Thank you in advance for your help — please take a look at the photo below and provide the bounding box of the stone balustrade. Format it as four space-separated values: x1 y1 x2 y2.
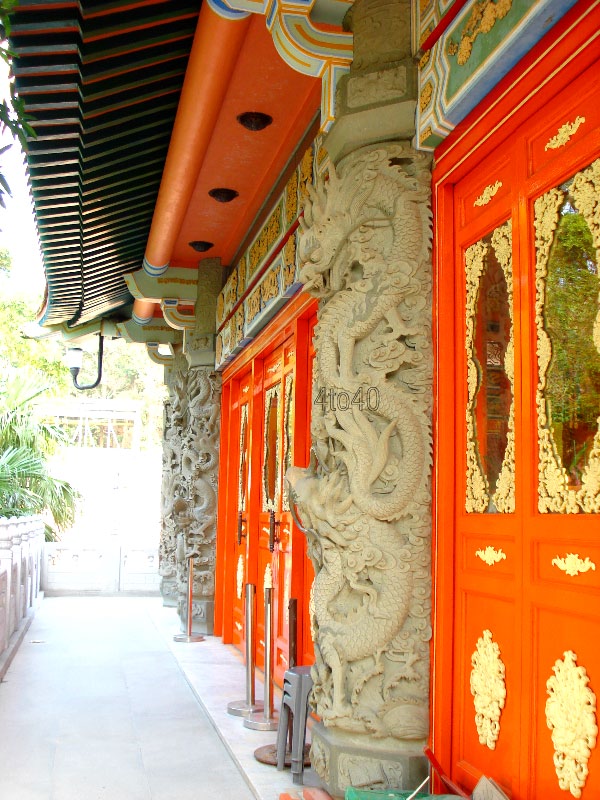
0 515 45 665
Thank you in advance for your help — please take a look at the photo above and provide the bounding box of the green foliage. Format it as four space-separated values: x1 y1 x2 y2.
545 203 600 483
0 292 70 391
0 371 79 539
0 0 36 209
68 337 166 448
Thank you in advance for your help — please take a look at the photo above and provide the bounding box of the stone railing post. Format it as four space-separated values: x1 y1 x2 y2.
0 520 14 653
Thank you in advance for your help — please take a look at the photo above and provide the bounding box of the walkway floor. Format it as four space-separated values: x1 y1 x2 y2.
0 596 322 800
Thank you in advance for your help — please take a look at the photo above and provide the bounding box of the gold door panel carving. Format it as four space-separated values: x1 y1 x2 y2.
546 650 598 798
465 221 515 513
536 159 600 513
263 383 281 512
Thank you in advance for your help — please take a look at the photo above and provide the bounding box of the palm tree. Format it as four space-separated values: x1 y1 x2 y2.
0 372 78 539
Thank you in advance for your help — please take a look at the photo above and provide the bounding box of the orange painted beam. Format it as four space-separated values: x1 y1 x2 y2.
143 4 251 275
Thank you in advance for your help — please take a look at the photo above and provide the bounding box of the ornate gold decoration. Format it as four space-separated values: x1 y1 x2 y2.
536 160 600 513
266 361 282 375
235 621 243 632
420 125 434 146
546 651 598 798
236 555 244 600
241 384 249 395
473 180 503 207
286 165 299 226
238 404 248 511
246 285 261 326
260 265 280 306
284 572 290 623
299 145 314 202
283 236 297 291
545 116 586 152
470 629 506 749
448 0 512 66
249 203 283 276
465 239 490 513
264 563 273 590
262 382 281 512
282 374 294 511
552 553 596 577
475 546 507 565
419 81 433 112
465 222 515 513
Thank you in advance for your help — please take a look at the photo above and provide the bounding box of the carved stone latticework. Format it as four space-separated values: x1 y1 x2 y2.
465 222 515 513
546 651 598 798
536 159 600 513
287 140 433 793
470 629 506 750
160 358 221 633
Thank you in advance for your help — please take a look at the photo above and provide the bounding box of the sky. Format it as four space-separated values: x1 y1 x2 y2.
0 133 46 300
0 54 46 302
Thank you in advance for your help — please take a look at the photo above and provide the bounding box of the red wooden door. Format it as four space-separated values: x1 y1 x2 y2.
230 369 253 652
216 294 317 683
433 12 600 799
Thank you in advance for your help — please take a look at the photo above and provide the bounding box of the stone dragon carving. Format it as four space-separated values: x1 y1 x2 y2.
159 358 221 627
287 143 433 743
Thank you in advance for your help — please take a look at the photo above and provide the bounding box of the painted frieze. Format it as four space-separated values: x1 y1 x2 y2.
416 0 580 151
216 139 324 369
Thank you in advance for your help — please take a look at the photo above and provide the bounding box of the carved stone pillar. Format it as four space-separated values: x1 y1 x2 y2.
174 365 221 635
159 360 188 607
159 259 223 631
286 2 433 795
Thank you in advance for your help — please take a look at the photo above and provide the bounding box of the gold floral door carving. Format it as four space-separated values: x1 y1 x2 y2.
536 159 600 514
465 221 515 513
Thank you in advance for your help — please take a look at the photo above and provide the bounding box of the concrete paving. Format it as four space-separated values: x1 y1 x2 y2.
0 596 320 800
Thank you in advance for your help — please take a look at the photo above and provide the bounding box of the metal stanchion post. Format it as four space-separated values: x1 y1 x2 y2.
228 583 264 716
174 555 205 643
245 571 278 731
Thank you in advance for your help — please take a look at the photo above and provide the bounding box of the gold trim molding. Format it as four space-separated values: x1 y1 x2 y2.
447 0 512 66
545 116 586 152
465 222 515 513
470 629 506 750
473 180 503 207
264 563 273 590
546 651 598 798
552 553 596 577
476 546 507 566
236 555 245 600
535 159 600 513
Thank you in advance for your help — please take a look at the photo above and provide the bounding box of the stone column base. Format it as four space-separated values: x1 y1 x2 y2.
178 598 214 635
160 577 178 607
310 722 428 799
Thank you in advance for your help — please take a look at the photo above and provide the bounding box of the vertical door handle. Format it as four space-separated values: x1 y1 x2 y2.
268 509 280 553
237 511 246 546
